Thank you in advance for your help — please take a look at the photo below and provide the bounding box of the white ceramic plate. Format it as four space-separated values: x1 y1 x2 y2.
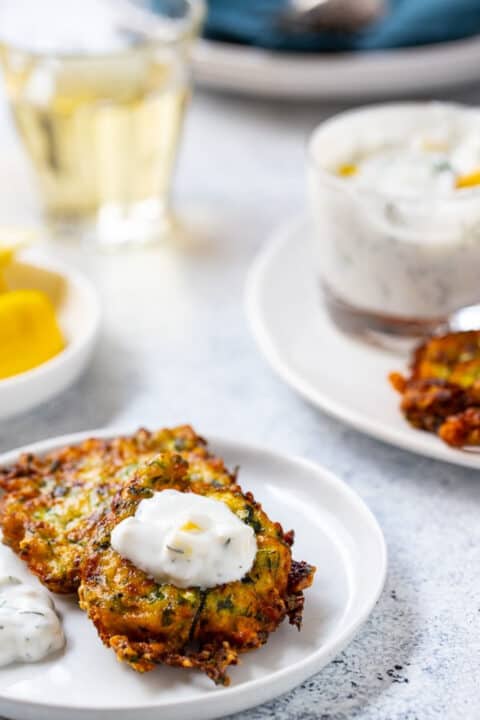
246 219 480 469
0 251 100 419
0 430 386 720
193 35 480 100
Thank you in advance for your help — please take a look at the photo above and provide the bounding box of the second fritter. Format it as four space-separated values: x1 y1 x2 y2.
390 330 480 446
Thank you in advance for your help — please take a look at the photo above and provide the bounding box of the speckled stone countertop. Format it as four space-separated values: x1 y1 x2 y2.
1 84 480 720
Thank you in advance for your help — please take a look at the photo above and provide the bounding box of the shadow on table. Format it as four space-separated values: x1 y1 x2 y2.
0 333 140 452
226 561 418 720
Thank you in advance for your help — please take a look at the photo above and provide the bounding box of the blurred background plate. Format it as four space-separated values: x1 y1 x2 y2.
192 35 480 99
0 251 100 420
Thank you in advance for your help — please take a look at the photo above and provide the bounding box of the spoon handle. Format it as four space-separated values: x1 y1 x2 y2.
279 0 385 33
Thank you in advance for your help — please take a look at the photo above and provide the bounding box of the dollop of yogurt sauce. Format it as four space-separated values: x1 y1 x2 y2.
111 490 258 589
0 575 65 667
310 104 480 319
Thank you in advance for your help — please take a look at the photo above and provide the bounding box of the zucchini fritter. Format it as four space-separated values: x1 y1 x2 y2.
390 331 480 447
0 427 235 594
79 453 315 685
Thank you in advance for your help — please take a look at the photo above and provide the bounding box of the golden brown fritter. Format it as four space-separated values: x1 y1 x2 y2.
390 331 480 447
0 427 235 594
79 453 315 685
410 331 480 383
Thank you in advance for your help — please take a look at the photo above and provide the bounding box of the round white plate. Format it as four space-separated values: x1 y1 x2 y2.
247 219 480 469
0 251 100 420
0 430 386 720
193 35 480 100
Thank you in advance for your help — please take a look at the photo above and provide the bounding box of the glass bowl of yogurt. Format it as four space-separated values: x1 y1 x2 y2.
308 102 480 337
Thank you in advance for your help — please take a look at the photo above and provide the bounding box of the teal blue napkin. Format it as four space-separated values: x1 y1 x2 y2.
204 0 480 52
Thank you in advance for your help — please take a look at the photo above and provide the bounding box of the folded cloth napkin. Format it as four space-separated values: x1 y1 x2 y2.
204 0 480 52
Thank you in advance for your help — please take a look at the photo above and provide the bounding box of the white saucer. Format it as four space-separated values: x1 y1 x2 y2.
0 251 100 420
0 430 386 720
246 219 480 469
193 35 480 100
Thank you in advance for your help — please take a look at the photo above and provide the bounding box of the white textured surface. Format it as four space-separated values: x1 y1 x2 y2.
0 83 480 719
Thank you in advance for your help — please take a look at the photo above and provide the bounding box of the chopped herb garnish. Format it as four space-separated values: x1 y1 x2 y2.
216 596 234 611
166 545 185 555
241 505 262 534
162 608 174 626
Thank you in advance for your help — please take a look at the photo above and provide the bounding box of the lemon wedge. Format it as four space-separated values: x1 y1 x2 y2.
0 247 15 293
456 169 480 189
0 228 38 292
0 290 65 380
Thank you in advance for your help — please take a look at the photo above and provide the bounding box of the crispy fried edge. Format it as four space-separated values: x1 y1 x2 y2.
439 407 480 447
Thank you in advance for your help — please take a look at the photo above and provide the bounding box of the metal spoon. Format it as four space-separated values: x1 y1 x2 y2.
278 0 385 33
444 304 480 333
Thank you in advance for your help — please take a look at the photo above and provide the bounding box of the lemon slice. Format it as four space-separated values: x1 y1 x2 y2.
0 227 39 292
0 246 14 266
0 248 14 292
456 169 480 189
0 290 65 380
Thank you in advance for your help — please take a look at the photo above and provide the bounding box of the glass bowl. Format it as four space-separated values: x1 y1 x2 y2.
308 102 480 336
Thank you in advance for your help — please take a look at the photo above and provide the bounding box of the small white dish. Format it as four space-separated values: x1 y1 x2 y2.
0 430 386 720
0 251 100 420
246 218 480 470
192 35 480 100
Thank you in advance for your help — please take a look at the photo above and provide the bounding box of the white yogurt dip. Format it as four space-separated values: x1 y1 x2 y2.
0 575 65 667
111 489 258 589
309 103 480 322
